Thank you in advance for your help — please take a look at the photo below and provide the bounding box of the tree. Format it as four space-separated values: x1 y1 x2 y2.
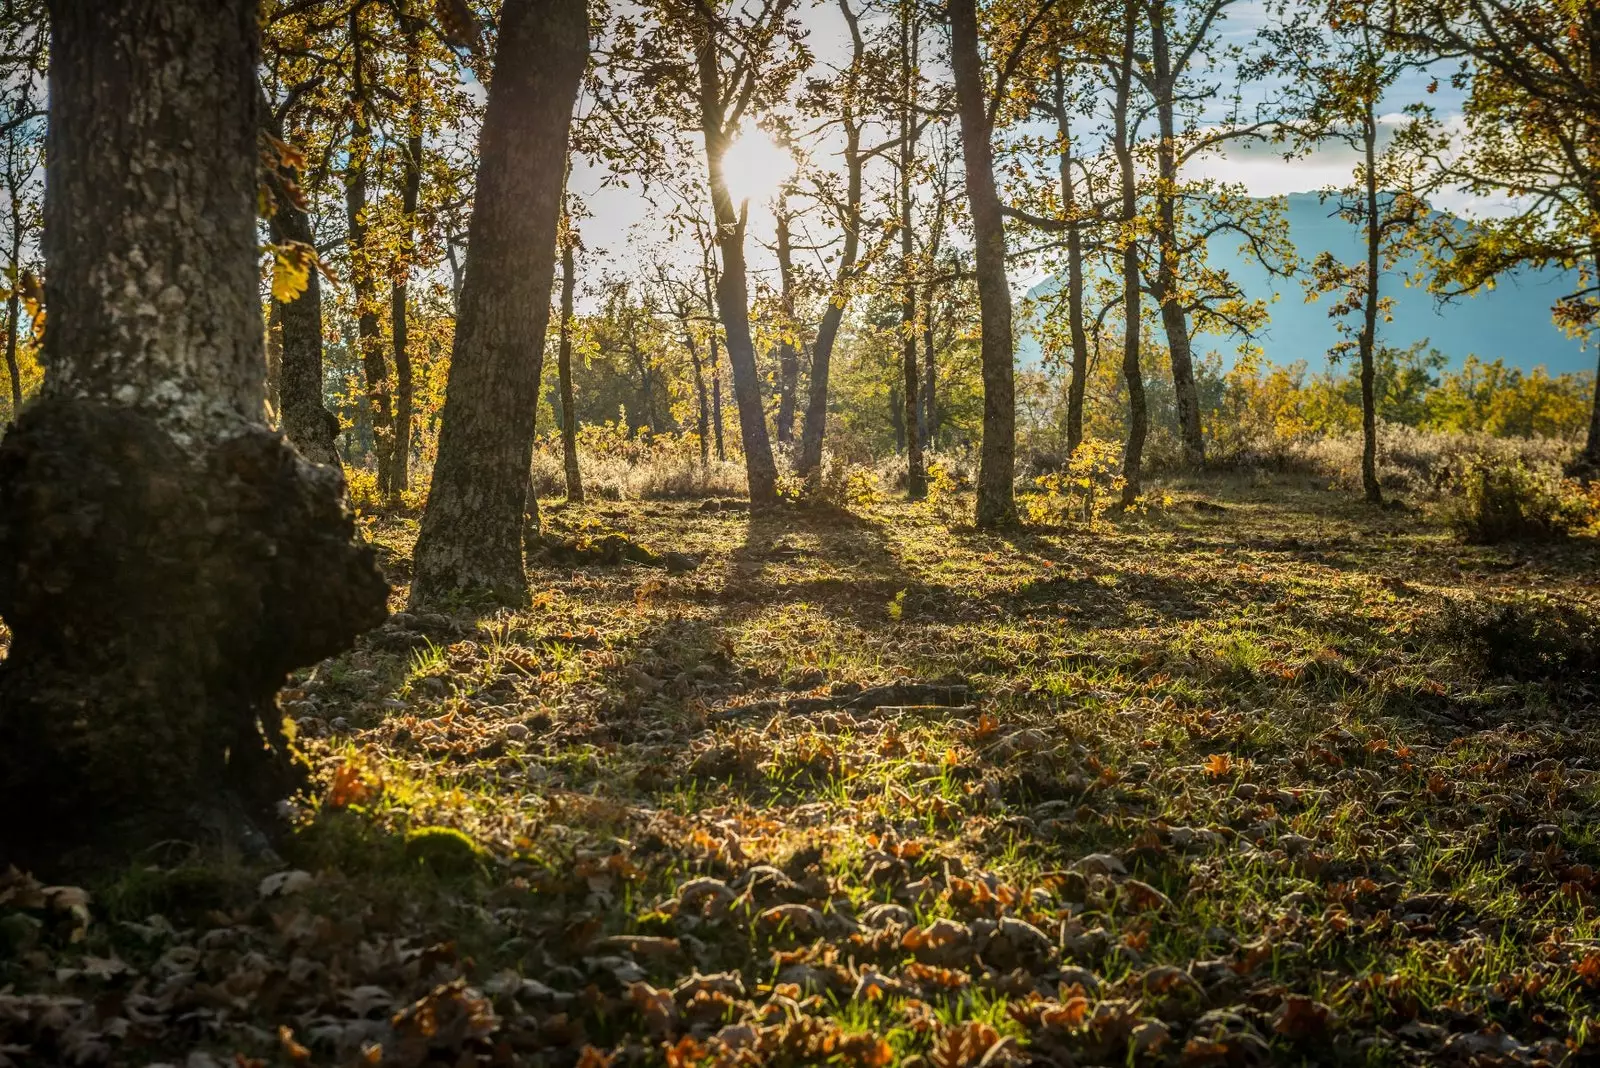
0 4 43 423
1392 0 1600 472
950 0 1019 527
0 0 386 868
897 0 926 498
1268 0 1437 504
557 215 585 501
409 0 589 606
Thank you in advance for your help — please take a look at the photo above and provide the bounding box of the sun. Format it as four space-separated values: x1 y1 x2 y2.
718 128 795 207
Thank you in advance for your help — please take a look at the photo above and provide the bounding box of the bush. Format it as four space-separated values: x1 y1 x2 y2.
1443 460 1600 543
1023 437 1126 527
1435 595 1600 683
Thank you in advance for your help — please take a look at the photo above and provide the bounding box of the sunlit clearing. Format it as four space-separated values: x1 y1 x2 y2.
719 128 793 207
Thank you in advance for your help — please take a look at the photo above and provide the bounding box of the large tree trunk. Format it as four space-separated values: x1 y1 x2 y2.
1114 0 1147 509
558 238 584 500
1358 109 1383 505
1052 67 1090 455
1149 0 1204 466
346 9 394 496
775 197 799 446
409 0 587 607
262 89 341 466
0 0 386 871
899 0 924 500
697 20 777 504
950 0 1016 527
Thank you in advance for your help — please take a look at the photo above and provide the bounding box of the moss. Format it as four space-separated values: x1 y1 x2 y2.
403 825 488 876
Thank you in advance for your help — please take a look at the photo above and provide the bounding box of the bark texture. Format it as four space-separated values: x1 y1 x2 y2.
0 0 386 871
390 46 423 497
899 0 924 500
1052 68 1090 454
1359 109 1383 505
409 0 588 607
774 198 799 446
950 0 1016 527
1114 1 1148 508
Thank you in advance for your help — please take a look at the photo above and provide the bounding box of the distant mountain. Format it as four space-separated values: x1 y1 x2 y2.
1020 191 1592 376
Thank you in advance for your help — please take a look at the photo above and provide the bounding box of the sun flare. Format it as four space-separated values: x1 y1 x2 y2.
718 128 794 207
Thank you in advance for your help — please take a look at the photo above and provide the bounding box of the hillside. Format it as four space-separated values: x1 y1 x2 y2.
1023 192 1592 375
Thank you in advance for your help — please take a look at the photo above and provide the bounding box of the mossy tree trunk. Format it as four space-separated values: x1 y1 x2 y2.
408 0 588 608
0 0 387 872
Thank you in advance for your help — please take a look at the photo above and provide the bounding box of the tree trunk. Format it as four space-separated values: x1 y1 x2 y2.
899 0 924 500
346 7 394 496
0 0 386 871
1053 67 1090 455
1359 108 1383 505
922 286 937 447
1582 247 1600 474
775 196 799 445
797 0 867 481
889 381 906 454
390 40 423 498
679 302 712 470
1149 0 1204 466
558 238 584 500
949 0 1016 527
409 0 588 607
704 259 727 461
696 16 777 505
1114 0 1147 509
262 88 341 465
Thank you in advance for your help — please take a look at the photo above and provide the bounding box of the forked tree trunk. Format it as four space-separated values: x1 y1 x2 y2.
558 238 584 501
696 9 778 504
949 0 1016 527
409 0 588 607
0 0 386 871
262 88 342 466
1149 0 1204 466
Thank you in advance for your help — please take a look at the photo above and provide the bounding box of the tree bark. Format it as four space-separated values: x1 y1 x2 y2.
261 87 342 465
558 237 584 500
950 0 1016 527
0 0 386 871
775 196 799 445
346 5 394 496
704 258 727 461
3 285 20 417
677 299 712 470
1052 69 1090 455
1114 0 1148 509
796 1 865 481
696 13 778 505
899 0 924 499
409 0 587 607
1149 0 1204 466
1582 247 1600 473
1359 106 1383 505
922 287 937 447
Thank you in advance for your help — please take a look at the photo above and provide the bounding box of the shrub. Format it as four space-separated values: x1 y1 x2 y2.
1024 437 1125 527
1435 595 1600 684
1442 460 1600 543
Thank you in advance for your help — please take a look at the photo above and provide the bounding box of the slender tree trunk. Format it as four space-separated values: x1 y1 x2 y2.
899 0 924 499
889 381 906 453
696 13 777 504
346 7 393 495
390 37 423 498
409 0 588 606
266 300 283 421
1114 0 1147 509
704 262 727 461
262 88 341 465
949 0 1016 527
775 196 799 445
1358 107 1383 505
558 238 584 500
797 0 866 480
1052 67 1090 455
679 303 712 470
3 287 21 417
1149 0 1204 466
922 284 937 447
0 0 385 870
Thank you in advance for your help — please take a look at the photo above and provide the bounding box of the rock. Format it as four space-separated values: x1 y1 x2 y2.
860 902 914 929
1076 853 1127 877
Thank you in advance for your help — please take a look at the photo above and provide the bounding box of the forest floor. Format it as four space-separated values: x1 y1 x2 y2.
5 472 1600 1067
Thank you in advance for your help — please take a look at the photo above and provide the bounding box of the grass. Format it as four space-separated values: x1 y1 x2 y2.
3 470 1600 1066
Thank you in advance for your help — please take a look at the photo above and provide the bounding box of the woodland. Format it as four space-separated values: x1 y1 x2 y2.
0 0 1599 1065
